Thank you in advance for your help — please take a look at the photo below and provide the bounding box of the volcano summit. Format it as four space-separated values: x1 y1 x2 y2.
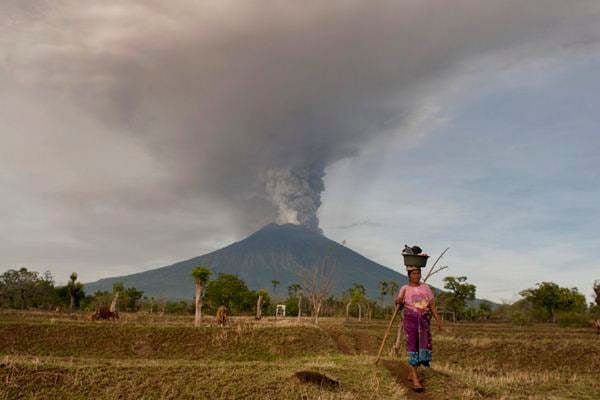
85 223 408 299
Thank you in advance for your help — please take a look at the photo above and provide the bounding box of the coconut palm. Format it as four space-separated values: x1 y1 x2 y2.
271 279 280 294
288 283 303 320
191 266 211 327
66 272 81 311
379 281 389 307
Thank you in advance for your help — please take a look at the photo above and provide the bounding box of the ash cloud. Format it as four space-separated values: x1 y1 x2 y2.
1 1 600 275
265 164 324 233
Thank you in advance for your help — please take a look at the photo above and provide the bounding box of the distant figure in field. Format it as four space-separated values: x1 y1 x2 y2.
89 307 119 321
395 250 442 393
216 306 228 326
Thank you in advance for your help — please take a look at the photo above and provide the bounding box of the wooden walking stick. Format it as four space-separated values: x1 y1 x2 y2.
375 303 401 365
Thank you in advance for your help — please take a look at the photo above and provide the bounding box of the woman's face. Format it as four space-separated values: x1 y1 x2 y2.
409 269 421 284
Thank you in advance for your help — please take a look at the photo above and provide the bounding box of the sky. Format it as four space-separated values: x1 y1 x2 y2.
1 1 599 303
320 54 600 303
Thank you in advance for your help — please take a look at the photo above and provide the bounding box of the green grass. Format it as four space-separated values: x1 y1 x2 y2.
1 311 600 399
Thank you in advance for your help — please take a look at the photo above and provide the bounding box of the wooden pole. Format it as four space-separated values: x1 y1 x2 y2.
375 304 401 365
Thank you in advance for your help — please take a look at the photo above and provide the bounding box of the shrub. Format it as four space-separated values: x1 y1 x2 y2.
510 311 529 326
165 300 194 314
556 311 592 327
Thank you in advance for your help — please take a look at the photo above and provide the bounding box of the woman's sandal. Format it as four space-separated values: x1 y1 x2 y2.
413 383 424 393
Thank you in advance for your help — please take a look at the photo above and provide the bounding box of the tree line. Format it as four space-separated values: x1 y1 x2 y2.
1 267 598 326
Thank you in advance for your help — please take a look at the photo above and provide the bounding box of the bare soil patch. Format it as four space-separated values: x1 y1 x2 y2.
381 360 432 400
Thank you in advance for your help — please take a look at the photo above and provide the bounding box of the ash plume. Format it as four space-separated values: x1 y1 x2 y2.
1 0 600 240
265 164 324 233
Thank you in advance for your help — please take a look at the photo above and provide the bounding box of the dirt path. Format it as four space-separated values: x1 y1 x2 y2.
323 327 433 399
324 327 353 354
353 330 371 354
381 360 433 400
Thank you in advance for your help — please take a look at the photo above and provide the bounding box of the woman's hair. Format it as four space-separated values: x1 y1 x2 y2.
408 268 421 276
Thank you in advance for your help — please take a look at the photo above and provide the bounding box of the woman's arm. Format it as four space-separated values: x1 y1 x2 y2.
429 301 443 331
394 285 406 308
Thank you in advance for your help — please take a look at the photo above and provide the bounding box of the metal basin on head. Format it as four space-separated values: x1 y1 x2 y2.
402 254 429 268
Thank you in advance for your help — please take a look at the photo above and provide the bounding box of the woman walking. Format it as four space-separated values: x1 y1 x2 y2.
395 265 443 392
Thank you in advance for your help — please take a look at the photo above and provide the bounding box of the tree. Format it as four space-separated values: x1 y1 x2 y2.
351 283 366 321
191 266 211 327
299 255 335 325
271 279 280 295
205 273 254 314
89 290 112 310
365 299 377 320
110 282 124 313
288 283 303 320
388 281 399 309
520 282 587 323
0 268 55 309
66 272 84 311
344 283 366 321
443 276 476 319
378 281 389 307
344 290 352 321
255 289 268 320
123 287 144 311
478 303 492 320
594 280 600 307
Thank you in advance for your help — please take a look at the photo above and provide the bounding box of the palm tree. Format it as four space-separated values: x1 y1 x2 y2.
288 283 303 320
271 279 280 294
379 281 389 307
66 272 80 312
191 266 211 327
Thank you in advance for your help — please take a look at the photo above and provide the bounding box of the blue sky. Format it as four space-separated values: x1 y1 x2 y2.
321 54 600 302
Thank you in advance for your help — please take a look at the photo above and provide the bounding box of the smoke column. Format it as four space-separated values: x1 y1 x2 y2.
265 164 324 233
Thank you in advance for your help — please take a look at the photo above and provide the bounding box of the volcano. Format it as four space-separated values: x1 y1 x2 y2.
84 223 409 299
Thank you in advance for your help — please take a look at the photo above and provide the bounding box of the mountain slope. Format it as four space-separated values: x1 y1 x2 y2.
84 223 409 299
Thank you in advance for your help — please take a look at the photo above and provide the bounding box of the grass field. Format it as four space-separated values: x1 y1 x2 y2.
1 311 599 399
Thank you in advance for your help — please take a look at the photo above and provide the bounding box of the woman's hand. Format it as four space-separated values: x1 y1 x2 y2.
437 320 443 332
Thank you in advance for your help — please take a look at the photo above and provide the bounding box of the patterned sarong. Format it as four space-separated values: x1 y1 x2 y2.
403 307 432 367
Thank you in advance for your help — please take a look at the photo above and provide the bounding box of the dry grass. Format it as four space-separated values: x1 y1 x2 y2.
0 311 403 400
1 311 600 399
1 355 402 400
424 323 600 399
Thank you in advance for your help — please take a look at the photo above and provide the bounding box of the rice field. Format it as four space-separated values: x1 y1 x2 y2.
1 310 599 399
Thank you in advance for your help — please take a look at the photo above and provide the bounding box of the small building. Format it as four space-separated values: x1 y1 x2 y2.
275 304 286 317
